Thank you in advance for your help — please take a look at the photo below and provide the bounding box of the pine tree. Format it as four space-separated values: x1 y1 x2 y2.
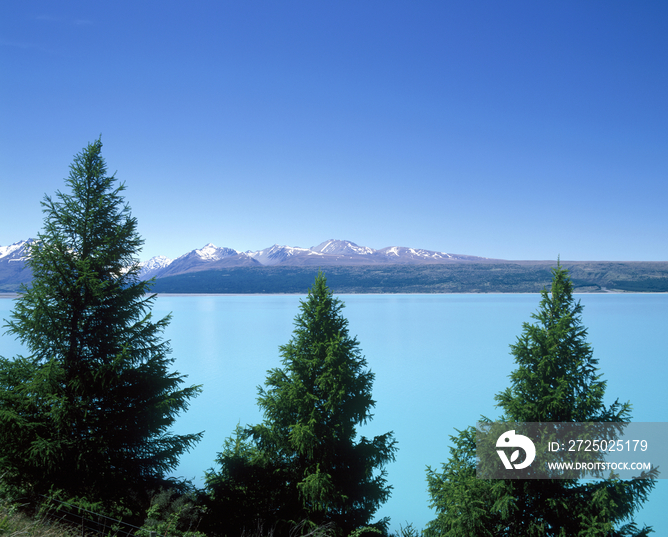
0 139 202 508
205 273 397 536
425 264 656 537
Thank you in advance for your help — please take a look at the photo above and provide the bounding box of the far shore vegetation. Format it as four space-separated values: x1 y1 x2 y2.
145 261 668 295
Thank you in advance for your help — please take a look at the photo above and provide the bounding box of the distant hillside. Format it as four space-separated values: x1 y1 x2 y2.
148 262 668 294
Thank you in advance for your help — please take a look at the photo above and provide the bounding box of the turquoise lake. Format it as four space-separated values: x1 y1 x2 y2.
1 293 666 533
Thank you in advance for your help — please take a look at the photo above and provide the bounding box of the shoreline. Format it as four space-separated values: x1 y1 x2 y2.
4 290 668 299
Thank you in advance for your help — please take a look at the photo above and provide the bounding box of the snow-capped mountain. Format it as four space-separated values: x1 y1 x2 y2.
247 244 324 266
182 243 238 262
140 243 260 279
375 246 476 263
136 239 495 279
310 239 375 256
0 239 34 262
308 240 481 264
0 239 35 290
139 255 173 280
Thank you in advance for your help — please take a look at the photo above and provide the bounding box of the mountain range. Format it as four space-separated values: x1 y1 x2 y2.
3 239 668 294
0 239 496 290
136 239 498 280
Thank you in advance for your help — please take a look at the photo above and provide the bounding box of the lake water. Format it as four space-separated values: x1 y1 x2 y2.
1 293 666 533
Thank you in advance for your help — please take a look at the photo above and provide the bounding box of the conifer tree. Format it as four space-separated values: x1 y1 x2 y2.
206 273 397 536
0 139 201 508
425 264 656 537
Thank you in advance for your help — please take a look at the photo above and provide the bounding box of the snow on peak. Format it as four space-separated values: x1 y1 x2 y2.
248 244 315 265
141 255 173 270
138 255 174 279
376 245 457 260
0 239 35 261
196 243 223 259
310 239 375 256
173 243 239 262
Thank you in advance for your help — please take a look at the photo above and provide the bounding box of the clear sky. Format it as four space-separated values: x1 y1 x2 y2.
2 1 667 261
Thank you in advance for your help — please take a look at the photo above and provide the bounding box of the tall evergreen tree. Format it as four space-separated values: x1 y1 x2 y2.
206 273 397 536
0 139 202 508
425 264 656 537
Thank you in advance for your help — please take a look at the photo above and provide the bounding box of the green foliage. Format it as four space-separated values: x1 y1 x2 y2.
495 263 624 423
0 139 202 510
38 492 134 523
34 492 135 536
425 264 656 537
203 424 287 536
206 273 397 536
137 488 206 537
390 523 421 537
349 526 383 537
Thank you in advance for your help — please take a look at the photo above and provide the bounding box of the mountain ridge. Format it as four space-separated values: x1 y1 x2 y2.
0 238 497 290
4 239 667 293
137 239 499 279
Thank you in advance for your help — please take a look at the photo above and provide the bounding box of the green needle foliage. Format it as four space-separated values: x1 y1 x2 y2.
206 273 397 536
0 139 202 510
425 264 656 537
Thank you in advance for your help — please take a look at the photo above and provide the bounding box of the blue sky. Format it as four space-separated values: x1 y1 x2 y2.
1 1 667 261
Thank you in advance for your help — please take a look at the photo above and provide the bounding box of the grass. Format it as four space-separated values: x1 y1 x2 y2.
0 503 76 537
0 504 342 537
1 497 418 537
